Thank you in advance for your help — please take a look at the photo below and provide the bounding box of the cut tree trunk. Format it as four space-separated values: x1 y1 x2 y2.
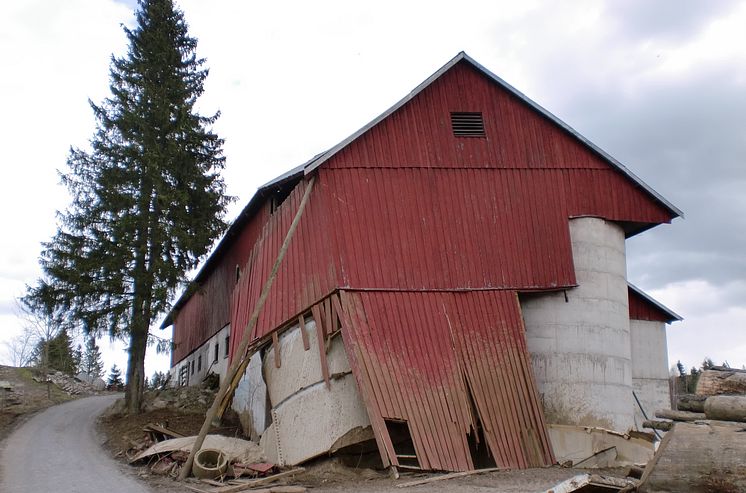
654 409 705 422
704 395 746 422
676 394 707 412
638 421 746 493
696 369 746 396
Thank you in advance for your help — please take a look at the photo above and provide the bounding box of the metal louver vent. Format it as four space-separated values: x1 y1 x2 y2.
450 112 485 137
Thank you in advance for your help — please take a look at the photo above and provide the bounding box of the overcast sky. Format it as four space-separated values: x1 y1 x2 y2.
1 0 744 376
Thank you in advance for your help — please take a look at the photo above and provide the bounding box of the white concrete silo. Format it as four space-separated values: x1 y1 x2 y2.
520 217 634 431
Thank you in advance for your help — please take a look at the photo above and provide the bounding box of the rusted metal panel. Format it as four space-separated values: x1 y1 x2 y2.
337 289 554 471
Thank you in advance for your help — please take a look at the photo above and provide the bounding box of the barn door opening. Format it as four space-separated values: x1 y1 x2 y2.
384 419 420 470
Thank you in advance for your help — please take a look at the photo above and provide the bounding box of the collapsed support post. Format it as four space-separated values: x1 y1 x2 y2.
178 176 316 480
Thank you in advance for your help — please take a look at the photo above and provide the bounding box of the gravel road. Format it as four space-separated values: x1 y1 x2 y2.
0 394 152 493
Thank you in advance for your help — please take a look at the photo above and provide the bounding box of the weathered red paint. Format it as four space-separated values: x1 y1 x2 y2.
337 289 554 470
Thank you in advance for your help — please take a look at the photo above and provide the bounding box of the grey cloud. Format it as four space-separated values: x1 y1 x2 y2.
602 0 742 43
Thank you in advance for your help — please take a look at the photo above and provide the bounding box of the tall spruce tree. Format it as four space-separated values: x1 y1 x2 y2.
81 336 105 379
25 0 231 413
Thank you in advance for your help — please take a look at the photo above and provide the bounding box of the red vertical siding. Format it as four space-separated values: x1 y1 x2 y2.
338 289 554 471
629 287 675 323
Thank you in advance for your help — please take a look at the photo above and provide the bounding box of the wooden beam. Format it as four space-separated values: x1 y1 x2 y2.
298 314 310 351
272 332 281 369
311 302 331 389
178 177 316 481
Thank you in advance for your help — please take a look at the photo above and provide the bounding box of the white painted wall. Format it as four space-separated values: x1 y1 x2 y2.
630 319 671 427
521 217 635 431
169 324 230 387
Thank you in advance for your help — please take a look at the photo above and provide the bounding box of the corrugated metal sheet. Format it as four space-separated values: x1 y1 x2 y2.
337 289 554 471
228 177 338 360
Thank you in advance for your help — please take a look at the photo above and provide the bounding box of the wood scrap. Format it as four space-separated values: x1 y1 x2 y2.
395 467 500 488
214 468 305 493
654 409 705 422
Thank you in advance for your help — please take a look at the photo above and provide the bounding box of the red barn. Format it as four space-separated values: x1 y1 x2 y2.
162 53 681 471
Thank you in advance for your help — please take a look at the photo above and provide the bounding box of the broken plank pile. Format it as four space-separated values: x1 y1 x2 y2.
182 468 306 493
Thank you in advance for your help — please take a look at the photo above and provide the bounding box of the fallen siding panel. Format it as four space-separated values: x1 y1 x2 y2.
338 289 554 471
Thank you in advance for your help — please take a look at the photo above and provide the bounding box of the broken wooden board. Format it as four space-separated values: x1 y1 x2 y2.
543 473 635 493
638 421 746 492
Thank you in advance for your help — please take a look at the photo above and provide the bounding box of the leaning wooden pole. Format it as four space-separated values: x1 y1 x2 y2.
179 176 316 480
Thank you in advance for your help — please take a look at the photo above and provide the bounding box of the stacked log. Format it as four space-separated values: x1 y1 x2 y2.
639 367 746 492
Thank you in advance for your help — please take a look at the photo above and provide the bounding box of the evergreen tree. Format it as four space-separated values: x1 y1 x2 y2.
107 364 124 390
34 329 79 375
25 0 231 413
81 336 105 378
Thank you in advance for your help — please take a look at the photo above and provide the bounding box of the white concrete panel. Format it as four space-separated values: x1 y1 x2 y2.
259 373 371 466
232 351 268 439
258 318 371 465
169 324 231 387
263 319 350 405
522 217 634 431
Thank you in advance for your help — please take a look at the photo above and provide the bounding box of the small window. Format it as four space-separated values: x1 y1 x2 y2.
235 264 241 284
191 360 195 375
224 335 230 358
214 343 219 363
197 355 202 372
450 112 485 137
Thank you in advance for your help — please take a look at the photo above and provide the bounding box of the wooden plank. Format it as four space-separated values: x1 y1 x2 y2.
212 468 305 493
272 332 281 369
395 467 500 488
655 409 706 422
311 303 331 389
298 315 310 351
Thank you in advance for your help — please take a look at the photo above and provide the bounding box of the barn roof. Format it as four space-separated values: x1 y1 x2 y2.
161 52 682 329
628 283 682 323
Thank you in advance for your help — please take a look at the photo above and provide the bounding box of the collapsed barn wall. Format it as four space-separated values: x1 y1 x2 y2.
232 317 372 465
521 217 635 431
630 319 671 425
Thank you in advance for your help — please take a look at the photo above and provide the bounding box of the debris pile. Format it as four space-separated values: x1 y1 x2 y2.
33 371 99 395
143 385 217 413
125 424 307 492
